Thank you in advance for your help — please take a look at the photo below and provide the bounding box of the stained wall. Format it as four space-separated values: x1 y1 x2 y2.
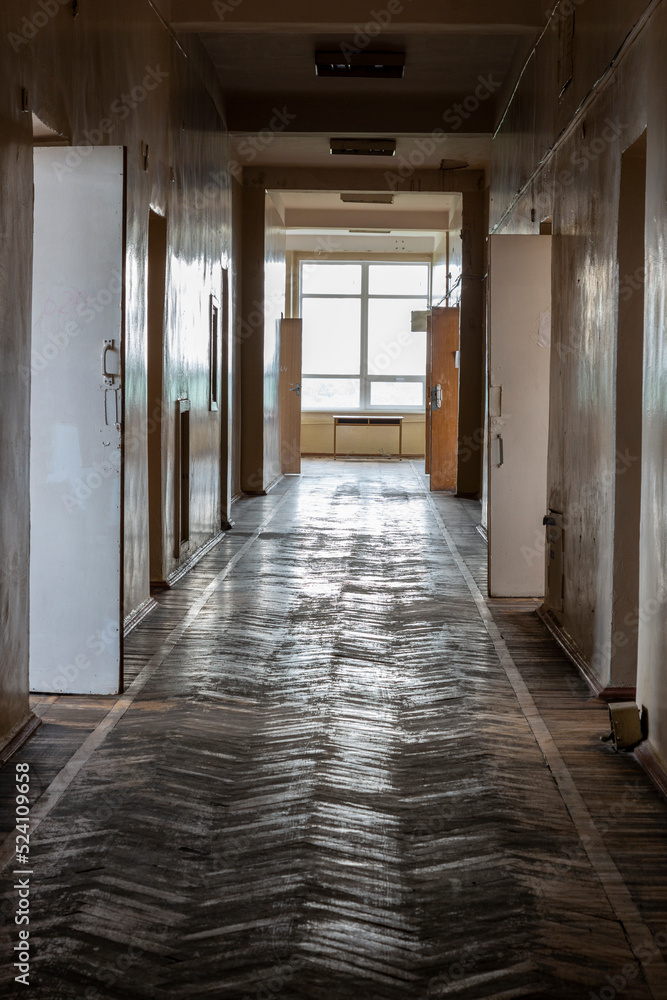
490 0 667 763
0 0 236 743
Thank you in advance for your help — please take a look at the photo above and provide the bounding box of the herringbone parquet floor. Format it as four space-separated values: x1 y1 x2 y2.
2 460 667 999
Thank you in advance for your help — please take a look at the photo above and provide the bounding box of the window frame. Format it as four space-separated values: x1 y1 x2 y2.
299 259 430 413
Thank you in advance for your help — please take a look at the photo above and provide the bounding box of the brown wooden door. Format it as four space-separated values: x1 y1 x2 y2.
429 306 460 492
425 314 432 474
280 318 302 474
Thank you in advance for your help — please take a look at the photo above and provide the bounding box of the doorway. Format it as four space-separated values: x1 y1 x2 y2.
610 130 647 691
30 146 125 694
427 306 460 492
486 235 552 597
147 210 167 583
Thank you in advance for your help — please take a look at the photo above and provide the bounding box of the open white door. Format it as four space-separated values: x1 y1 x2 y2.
30 146 124 694
487 235 551 597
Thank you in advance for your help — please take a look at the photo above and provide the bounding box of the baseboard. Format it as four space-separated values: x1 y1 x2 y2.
537 606 636 702
635 742 667 802
243 473 285 496
0 713 42 767
161 529 225 589
123 596 158 637
302 452 425 460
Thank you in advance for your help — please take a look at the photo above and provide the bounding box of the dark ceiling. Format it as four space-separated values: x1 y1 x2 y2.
200 31 525 133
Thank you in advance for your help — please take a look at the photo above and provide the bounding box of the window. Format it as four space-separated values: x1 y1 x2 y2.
300 261 429 410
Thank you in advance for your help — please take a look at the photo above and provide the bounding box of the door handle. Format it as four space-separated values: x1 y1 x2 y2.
497 434 504 467
102 339 118 385
289 383 301 397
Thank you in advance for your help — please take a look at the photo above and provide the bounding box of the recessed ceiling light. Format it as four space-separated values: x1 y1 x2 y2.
315 51 405 79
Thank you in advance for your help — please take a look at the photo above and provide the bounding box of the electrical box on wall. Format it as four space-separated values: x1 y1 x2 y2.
544 510 564 612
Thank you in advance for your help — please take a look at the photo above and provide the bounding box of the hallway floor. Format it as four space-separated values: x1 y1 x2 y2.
2 459 667 999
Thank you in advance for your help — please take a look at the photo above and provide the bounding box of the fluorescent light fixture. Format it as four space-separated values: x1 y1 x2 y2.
349 228 392 234
315 51 405 79
340 193 395 204
330 138 396 157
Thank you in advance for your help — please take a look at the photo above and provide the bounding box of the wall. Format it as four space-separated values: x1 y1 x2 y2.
263 195 287 488
239 188 286 492
0 0 235 744
490 0 667 763
231 176 244 498
457 190 486 497
0 1 32 747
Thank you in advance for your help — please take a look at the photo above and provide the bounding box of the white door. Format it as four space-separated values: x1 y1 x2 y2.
487 235 552 597
30 146 124 694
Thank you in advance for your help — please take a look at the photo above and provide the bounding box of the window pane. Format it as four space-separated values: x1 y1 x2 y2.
370 381 424 408
301 263 362 295
369 264 429 296
302 378 360 410
302 298 361 374
367 298 427 376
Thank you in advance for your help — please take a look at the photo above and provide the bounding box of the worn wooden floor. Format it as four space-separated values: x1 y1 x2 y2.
2 459 667 999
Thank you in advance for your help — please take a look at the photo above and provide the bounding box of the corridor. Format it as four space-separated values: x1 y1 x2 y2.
2 460 667 999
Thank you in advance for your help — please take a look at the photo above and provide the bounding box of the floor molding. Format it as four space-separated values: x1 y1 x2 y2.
123 596 158 637
635 742 667 802
302 452 424 460
161 530 226 589
243 473 285 497
0 713 42 767
537 606 636 702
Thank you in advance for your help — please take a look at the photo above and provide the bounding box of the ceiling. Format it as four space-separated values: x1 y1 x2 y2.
159 0 542 242
199 30 526 133
277 189 461 229
160 0 543 161
229 133 491 171
272 190 461 254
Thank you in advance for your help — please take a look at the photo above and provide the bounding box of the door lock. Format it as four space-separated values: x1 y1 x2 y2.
430 384 443 410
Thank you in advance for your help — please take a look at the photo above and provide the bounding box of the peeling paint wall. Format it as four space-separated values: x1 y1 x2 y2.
490 0 667 764
0 0 235 743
